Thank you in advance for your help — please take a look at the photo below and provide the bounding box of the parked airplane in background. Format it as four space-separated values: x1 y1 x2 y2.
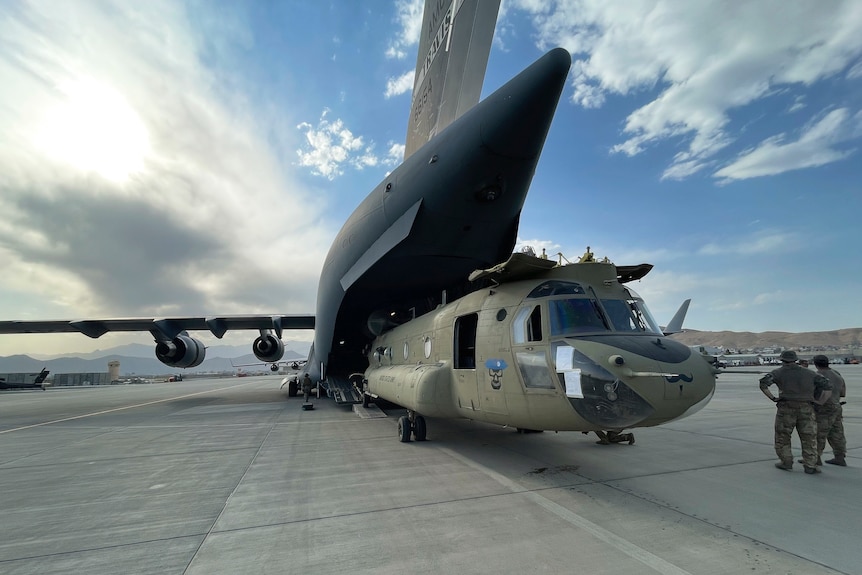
0 368 50 390
0 0 716 442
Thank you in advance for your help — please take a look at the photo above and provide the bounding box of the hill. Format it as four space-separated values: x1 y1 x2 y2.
670 328 862 351
0 350 305 376
27 341 312 361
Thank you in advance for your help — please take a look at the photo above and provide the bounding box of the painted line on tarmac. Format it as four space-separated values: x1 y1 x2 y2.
440 446 694 575
0 381 259 435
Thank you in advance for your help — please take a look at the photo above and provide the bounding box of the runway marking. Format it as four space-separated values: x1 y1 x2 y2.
0 381 259 435
440 447 694 575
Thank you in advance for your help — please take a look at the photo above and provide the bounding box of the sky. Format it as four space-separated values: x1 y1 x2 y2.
1 0 861 357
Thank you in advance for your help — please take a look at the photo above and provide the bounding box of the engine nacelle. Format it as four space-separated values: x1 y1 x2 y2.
253 332 284 363
155 334 206 368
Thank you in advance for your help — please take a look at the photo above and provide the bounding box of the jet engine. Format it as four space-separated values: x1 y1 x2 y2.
155 334 206 368
253 331 284 363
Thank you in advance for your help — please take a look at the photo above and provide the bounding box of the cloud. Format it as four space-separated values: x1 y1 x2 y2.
297 110 399 179
384 70 415 98
387 142 406 164
633 269 714 302
513 0 862 180
787 95 806 113
514 237 563 259
386 0 424 59
713 108 858 182
0 0 329 328
698 230 799 256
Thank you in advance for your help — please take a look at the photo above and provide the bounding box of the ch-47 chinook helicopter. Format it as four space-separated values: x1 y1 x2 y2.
0 0 717 444
360 247 716 443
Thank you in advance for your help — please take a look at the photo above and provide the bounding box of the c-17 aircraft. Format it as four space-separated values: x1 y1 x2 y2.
0 0 716 443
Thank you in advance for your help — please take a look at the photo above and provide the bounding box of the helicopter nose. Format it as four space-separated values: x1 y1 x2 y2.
480 47 571 159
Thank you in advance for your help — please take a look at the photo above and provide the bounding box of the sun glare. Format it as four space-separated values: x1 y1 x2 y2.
38 78 150 182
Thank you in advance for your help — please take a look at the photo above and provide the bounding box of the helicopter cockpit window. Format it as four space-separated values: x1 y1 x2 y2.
526 280 585 299
602 299 639 332
548 298 609 335
515 350 556 389
601 298 662 334
512 305 543 344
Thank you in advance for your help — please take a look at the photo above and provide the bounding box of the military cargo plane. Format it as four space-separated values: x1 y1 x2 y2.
0 0 716 442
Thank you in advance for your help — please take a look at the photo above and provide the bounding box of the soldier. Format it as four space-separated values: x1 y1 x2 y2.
811 355 847 466
759 350 831 474
301 373 313 403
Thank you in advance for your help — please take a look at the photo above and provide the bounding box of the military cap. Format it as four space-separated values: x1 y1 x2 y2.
812 354 829 367
779 350 798 362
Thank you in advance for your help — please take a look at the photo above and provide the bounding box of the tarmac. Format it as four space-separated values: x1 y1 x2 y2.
1 366 859 575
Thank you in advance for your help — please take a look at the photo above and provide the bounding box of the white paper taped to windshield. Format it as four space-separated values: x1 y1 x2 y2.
556 345 574 371
564 369 583 398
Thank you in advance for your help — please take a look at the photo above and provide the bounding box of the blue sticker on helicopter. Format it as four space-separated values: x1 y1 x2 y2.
486 359 508 390
485 359 508 370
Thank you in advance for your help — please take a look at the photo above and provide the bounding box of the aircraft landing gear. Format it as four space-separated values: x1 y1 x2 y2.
397 411 427 442
591 430 635 445
413 414 427 442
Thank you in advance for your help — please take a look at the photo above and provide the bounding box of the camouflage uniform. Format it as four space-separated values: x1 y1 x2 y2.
760 362 831 471
815 367 846 461
301 374 313 402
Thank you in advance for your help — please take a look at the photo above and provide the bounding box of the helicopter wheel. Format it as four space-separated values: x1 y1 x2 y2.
413 415 427 441
397 416 412 443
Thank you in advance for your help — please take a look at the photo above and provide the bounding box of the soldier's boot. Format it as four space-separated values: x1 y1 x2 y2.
774 461 793 471
825 454 847 466
798 456 823 466
804 466 822 474
608 432 635 445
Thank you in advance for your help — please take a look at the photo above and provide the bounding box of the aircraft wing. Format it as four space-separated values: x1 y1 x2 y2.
0 315 314 340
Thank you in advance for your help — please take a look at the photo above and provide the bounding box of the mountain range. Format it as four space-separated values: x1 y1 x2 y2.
670 328 862 351
0 341 310 376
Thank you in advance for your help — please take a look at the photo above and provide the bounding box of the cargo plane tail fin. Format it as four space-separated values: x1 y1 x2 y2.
404 0 501 159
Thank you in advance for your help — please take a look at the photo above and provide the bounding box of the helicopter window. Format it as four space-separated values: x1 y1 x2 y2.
602 299 639 332
526 280 585 299
512 305 543 344
602 299 662 334
632 300 662 334
515 351 556 389
549 298 609 335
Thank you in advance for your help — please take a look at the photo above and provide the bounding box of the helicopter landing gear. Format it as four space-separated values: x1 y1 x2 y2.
397 411 427 442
